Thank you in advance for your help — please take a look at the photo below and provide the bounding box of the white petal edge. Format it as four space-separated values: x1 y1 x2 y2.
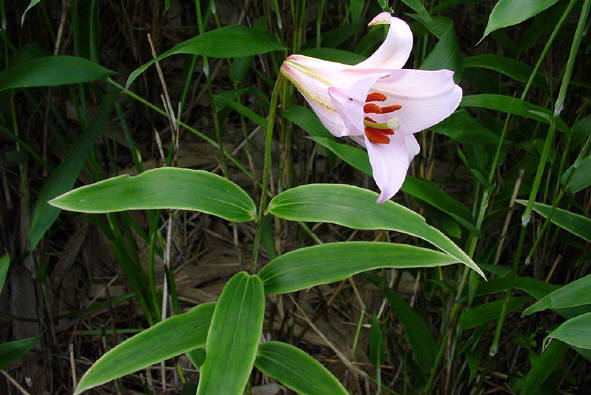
365 133 420 203
371 69 462 134
351 13 413 70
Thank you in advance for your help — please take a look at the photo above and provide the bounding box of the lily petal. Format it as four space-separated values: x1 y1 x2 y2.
371 69 462 134
352 13 413 70
328 73 386 136
366 133 420 203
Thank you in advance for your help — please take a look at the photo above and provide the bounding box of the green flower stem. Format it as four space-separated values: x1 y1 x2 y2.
250 74 284 273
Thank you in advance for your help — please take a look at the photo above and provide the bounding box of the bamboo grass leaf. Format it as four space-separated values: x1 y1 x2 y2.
50 168 256 223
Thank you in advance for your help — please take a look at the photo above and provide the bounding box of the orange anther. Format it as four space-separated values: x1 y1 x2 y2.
365 126 394 135
365 127 391 144
363 103 382 113
380 104 402 113
366 92 387 102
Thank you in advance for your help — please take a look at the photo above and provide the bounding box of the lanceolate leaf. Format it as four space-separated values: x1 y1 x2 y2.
481 0 560 41
29 93 117 251
267 184 484 278
459 296 530 330
464 54 546 87
127 25 285 87
461 94 569 132
255 341 348 395
0 56 115 91
50 168 256 223
259 242 459 294
75 303 215 394
523 274 591 316
197 273 265 395
516 200 591 243
382 286 437 371
0 337 38 370
520 340 568 395
547 313 591 349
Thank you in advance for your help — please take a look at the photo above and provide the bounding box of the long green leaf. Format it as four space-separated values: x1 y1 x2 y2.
197 273 265 395
127 25 285 88
516 200 591 243
307 137 475 231
0 253 8 294
464 54 546 86
520 340 568 395
382 286 438 371
29 93 117 251
461 94 569 132
0 337 38 370
267 184 484 278
481 0 560 41
259 242 459 294
523 274 591 316
431 110 502 146
420 18 463 81
255 341 348 395
459 296 530 330
547 313 591 349
74 303 215 394
0 56 115 91
20 0 42 25
477 274 558 300
50 167 256 223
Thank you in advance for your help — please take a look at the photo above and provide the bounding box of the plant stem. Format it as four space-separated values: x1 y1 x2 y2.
250 75 284 273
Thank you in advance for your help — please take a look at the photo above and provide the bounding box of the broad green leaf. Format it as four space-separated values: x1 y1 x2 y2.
0 56 115 91
461 94 569 133
481 0 560 41
561 156 591 193
0 253 8 293
267 184 485 278
0 337 38 370
547 313 591 349
127 25 285 88
523 274 591 316
255 341 348 395
197 273 265 395
516 200 591 243
74 303 215 394
477 274 559 300
29 93 117 251
520 340 567 395
21 0 42 25
50 168 256 223
382 286 437 371
300 48 366 65
401 0 434 26
308 136 371 174
420 18 463 81
431 110 502 146
284 105 333 139
309 136 476 232
459 296 530 330
259 242 458 294
464 55 546 87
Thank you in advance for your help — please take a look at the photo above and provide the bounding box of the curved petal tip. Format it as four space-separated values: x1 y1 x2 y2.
368 12 392 27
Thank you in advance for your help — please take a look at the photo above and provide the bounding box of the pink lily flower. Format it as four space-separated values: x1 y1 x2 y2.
281 12 462 203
